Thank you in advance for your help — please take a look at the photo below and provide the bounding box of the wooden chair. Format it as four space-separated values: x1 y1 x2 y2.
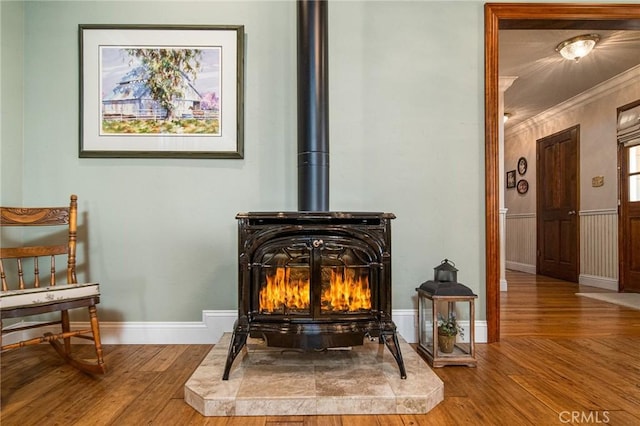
0 194 106 374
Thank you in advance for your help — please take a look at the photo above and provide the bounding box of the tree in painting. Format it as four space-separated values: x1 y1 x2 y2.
125 48 202 121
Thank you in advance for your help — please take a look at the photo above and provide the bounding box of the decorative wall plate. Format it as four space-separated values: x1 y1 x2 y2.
517 179 529 194
517 157 528 175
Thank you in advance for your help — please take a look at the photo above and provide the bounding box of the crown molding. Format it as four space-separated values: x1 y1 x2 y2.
506 64 640 138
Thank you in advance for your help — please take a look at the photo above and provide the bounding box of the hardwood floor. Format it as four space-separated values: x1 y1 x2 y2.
2 271 640 425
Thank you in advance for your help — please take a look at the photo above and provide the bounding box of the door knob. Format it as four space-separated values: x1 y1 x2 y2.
568 210 576 215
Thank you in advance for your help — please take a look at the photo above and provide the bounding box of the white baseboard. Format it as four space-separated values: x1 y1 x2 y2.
2 309 489 346
393 309 488 344
97 310 239 344
579 274 619 291
500 278 508 292
506 261 537 275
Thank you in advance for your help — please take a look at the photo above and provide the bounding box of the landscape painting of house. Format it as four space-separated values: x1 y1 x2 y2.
100 46 221 135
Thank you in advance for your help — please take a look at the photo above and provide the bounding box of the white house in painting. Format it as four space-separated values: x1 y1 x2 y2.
102 66 203 120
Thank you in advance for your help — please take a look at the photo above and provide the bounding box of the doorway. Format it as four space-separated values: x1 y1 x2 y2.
619 100 640 293
536 126 579 283
484 3 640 342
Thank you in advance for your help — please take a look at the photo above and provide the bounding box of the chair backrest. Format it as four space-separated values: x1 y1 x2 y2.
0 195 78 291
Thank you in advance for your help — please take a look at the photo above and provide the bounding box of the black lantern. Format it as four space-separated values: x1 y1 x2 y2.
415 259 477 367
433 259 458 282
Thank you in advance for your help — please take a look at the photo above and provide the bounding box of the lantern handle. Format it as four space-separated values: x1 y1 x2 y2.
442 258 455 267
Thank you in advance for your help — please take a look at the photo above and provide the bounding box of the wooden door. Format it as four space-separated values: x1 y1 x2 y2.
619 139 640 293
537 126 579 282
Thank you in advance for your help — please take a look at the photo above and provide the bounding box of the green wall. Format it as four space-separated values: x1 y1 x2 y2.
2 1 486 322
1 0 25 206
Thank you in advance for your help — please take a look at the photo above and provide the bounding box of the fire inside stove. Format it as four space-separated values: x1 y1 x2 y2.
260 265 371 314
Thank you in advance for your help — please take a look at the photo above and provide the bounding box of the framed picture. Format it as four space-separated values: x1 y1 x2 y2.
517 179 529 194
506 170 516 188
79 25 244 158
517 157 528 175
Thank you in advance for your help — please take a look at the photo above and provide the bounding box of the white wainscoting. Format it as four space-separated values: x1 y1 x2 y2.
579 209 618 290
505 213 537 274
2 309 488 345
505 210 619 290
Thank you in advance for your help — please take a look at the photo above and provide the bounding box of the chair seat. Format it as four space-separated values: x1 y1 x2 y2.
0 282 100 310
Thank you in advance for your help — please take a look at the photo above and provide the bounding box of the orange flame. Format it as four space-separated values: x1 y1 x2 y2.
322 269 371 312
259 267 371 313
259 267 309 312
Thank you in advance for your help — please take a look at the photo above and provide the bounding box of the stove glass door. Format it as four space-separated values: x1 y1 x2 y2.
318 241 375 315
254 236 378 318
257 242 310 316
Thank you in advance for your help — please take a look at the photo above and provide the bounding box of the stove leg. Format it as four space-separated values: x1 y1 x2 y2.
222 316 249 380
380 328 407 379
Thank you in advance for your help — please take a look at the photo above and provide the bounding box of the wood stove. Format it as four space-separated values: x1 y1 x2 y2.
221 0 406 380
222 211 406 379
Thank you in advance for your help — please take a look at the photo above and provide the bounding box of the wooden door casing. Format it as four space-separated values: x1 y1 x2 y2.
536 126 579 283
619 100 640 293
485 3 640 343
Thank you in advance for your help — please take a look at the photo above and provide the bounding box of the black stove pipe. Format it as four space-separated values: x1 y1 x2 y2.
297 0 329 211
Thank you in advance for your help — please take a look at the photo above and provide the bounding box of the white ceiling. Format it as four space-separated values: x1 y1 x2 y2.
500 29 640 129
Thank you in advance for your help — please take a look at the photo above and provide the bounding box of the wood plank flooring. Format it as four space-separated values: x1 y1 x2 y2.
2 271 640 425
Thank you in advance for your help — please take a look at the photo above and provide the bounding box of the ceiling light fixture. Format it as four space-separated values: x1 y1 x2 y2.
555 34 600 62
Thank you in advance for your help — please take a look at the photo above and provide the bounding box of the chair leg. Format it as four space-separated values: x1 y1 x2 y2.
61 310 72 355
47 305 106 374
88 305 105 372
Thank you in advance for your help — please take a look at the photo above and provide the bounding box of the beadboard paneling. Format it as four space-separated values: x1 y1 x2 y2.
580 210 618 279
506 213 536 272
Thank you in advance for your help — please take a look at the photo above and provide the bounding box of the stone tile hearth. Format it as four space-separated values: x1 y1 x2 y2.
184 333 444 417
